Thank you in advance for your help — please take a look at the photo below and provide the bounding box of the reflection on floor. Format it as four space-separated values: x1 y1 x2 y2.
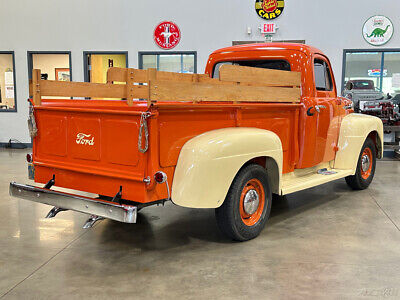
0 148 399 299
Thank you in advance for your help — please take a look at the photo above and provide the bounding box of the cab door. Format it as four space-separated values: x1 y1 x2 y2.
312 55 341 165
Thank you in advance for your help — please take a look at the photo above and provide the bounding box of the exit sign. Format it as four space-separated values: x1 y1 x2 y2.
261 23 277 34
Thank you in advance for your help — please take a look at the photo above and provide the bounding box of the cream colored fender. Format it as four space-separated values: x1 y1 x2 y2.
334 113 383 172
171 128 283 209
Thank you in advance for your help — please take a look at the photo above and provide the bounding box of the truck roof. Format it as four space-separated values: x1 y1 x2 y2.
211 43 323 56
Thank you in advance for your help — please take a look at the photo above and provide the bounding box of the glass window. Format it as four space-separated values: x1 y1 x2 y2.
142 55 157 70
344 52 382 92
159 55 181 72
314 59 333 91
28 52 72 100
0 52 16 111
212 60 291 78
182 54 195 73
383 52 400 96
82 52 127 100
140 52 196 73
30 53 71 81
343 50 400 97
85 53 127 83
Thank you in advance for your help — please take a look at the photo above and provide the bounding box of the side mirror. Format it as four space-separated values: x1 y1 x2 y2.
345 81 354 90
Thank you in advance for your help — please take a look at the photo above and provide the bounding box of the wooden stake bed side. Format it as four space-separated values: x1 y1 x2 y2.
30 66 301 106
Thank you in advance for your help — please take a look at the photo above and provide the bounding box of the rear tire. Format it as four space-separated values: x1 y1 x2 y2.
215 164 272 241
345 137 376 190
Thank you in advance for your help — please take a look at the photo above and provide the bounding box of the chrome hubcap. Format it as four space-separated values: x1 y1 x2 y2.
243 189 259 215
361 154 370 172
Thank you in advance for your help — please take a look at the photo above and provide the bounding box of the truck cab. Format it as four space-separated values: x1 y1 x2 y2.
206 43 352 169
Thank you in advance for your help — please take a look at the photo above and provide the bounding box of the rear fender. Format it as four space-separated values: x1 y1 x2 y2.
334 113 384 172
171 128 283 208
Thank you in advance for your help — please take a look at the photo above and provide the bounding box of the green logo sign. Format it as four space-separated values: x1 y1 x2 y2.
363 16 394 46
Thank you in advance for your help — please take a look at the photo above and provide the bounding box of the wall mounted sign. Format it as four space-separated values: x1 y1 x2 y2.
368 69 388 77
363 15 393 46
154 21 181 50
255 0 284 20
261 23 277 34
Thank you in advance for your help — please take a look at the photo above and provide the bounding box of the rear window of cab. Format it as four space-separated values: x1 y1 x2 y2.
212 60 291 78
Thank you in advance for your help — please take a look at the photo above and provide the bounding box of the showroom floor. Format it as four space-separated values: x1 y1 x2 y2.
0 148 399 299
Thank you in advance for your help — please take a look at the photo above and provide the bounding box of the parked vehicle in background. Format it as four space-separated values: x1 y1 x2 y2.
343 79 384 112
10 43 384 241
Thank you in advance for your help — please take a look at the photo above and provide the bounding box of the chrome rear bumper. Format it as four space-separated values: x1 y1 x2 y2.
9 182 137 223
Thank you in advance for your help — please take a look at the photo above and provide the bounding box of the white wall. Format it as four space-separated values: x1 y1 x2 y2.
1 0 399 143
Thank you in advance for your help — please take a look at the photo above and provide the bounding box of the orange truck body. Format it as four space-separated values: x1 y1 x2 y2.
30 43 353 205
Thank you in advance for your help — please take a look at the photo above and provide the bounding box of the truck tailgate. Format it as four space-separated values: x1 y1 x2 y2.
32 99 150 202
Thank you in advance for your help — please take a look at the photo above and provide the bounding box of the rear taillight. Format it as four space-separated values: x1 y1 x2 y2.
154 171 167 184
154 171 170 200
26 153 32 163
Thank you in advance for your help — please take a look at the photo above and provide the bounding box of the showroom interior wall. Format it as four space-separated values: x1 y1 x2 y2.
0 0 399 143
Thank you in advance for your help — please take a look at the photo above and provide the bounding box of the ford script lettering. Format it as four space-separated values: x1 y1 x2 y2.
76 133 95 146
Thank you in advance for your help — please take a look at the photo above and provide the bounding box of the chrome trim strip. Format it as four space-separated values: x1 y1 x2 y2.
9 182 137 223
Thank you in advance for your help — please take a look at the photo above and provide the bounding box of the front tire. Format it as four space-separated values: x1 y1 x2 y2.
345 137 376 190
215 164 272 241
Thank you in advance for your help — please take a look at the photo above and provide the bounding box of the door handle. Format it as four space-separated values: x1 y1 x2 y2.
315 105 326 112
307 105 326 116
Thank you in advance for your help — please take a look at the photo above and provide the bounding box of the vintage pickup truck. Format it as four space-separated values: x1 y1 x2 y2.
10 43 383 241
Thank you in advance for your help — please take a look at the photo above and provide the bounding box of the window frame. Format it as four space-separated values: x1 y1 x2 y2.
83 51 128 83
313 58 333 92
342 48 400 94
0 51 17 113
138 51 197 73
27 51 73 81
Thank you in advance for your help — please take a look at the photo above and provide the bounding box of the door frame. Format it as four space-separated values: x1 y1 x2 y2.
83 51 129 82
341 48 400 94
138 51 197 73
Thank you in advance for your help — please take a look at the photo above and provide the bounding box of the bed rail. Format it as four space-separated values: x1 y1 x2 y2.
30 66 301 106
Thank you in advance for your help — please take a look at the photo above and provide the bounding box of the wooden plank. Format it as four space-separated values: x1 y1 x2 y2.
147 68 157 106
107 67 148 83
28 80 33 97
219 65 301 87
32 69 42 105
126 69 134 106
150 80 300 103
40 80 148 99
156 71 209 82
107 67 210 83
198 76 283 87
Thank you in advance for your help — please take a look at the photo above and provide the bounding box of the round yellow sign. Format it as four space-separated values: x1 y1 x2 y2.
255 0 285 20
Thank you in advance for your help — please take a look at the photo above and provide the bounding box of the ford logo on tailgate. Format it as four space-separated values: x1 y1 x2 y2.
76 133 95 146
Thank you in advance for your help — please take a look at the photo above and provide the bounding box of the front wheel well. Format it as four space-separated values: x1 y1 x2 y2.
367 131 382 158
243 156 280 194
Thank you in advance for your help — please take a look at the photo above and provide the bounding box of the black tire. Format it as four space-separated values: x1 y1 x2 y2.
345 137 376 190
215 164 272 241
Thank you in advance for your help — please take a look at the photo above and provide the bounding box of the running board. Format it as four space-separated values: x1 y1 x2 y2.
281 169 353 195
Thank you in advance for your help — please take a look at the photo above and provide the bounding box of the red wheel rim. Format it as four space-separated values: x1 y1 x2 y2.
239 178 265 226
360 147 373 180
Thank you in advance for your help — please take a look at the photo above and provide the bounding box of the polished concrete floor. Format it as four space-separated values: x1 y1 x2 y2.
0 148 399 299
